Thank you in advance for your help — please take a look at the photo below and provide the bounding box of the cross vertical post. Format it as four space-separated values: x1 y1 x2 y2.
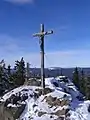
40 24 45 88
33 24 53 90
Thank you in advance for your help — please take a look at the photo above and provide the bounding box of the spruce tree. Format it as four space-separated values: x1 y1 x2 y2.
0 66 3 82
0 61 6 81
7 65 12 83
85 76 90 100
7 64 11 76
7 65 14 85
0 60 10 90
79 69 85 94
15 57 25 86
26 62 30 81
73 67 80 89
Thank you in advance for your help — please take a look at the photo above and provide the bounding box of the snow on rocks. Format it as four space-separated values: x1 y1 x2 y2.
0 86 39 102
19 87 70 120
0 76 89 120
46 89 72 101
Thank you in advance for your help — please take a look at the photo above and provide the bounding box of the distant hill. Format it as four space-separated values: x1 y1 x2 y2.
29 67 90 78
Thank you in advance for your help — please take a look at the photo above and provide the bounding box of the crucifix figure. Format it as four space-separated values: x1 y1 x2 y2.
33 24 53 89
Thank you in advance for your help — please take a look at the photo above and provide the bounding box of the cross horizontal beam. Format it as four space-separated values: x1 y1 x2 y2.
33 30 53 37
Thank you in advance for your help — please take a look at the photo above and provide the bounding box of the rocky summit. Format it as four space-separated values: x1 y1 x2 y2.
0 76 89 120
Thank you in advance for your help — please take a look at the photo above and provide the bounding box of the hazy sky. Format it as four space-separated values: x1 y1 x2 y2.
0 0 90 67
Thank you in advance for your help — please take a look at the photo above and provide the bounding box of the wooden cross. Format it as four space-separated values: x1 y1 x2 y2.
33 24 53 89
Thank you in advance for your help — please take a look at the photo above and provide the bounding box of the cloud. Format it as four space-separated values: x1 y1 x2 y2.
4 0 34 4
5 49 90 68
0 34 90 68
44 50 90 68
2 49 90 68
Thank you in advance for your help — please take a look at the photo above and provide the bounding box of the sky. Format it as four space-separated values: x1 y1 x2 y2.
0 0 90 68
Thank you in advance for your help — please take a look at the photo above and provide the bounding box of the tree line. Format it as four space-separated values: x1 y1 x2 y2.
73 67 90 100
0 57 26 95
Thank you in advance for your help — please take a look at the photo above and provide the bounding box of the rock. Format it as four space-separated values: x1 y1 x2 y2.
33 104 38 108
52 108 70 117
54 109 66 116
26 78 41 86
21 94 28 102
54 98 61 106
4 98 11 107
60 99 69 107
65 108 70 115
12 96 20 105
88 104 90 112
43 88 54 95
46 95 69 107
54 116 64 120
21 89 29 92
30 94 33 98
46 95 60 106
53 82 59 87
38 111 47 117
5 104 26 120
33 92 39 100
35 88 54 96
0 100 26 120
46 95 55 105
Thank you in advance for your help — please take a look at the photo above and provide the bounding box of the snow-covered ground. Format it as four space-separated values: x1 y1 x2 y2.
70 100 90 120
0 76 90 120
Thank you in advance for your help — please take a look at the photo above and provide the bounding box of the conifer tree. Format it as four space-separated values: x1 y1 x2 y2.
0 66 3 82
79 69 86 95
7 65 11 77
15 57 25 86
85 76 90 100
0 60 6 81
73 67 80 89
26 62 30 81
7 65 14 85
0 60 10 90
